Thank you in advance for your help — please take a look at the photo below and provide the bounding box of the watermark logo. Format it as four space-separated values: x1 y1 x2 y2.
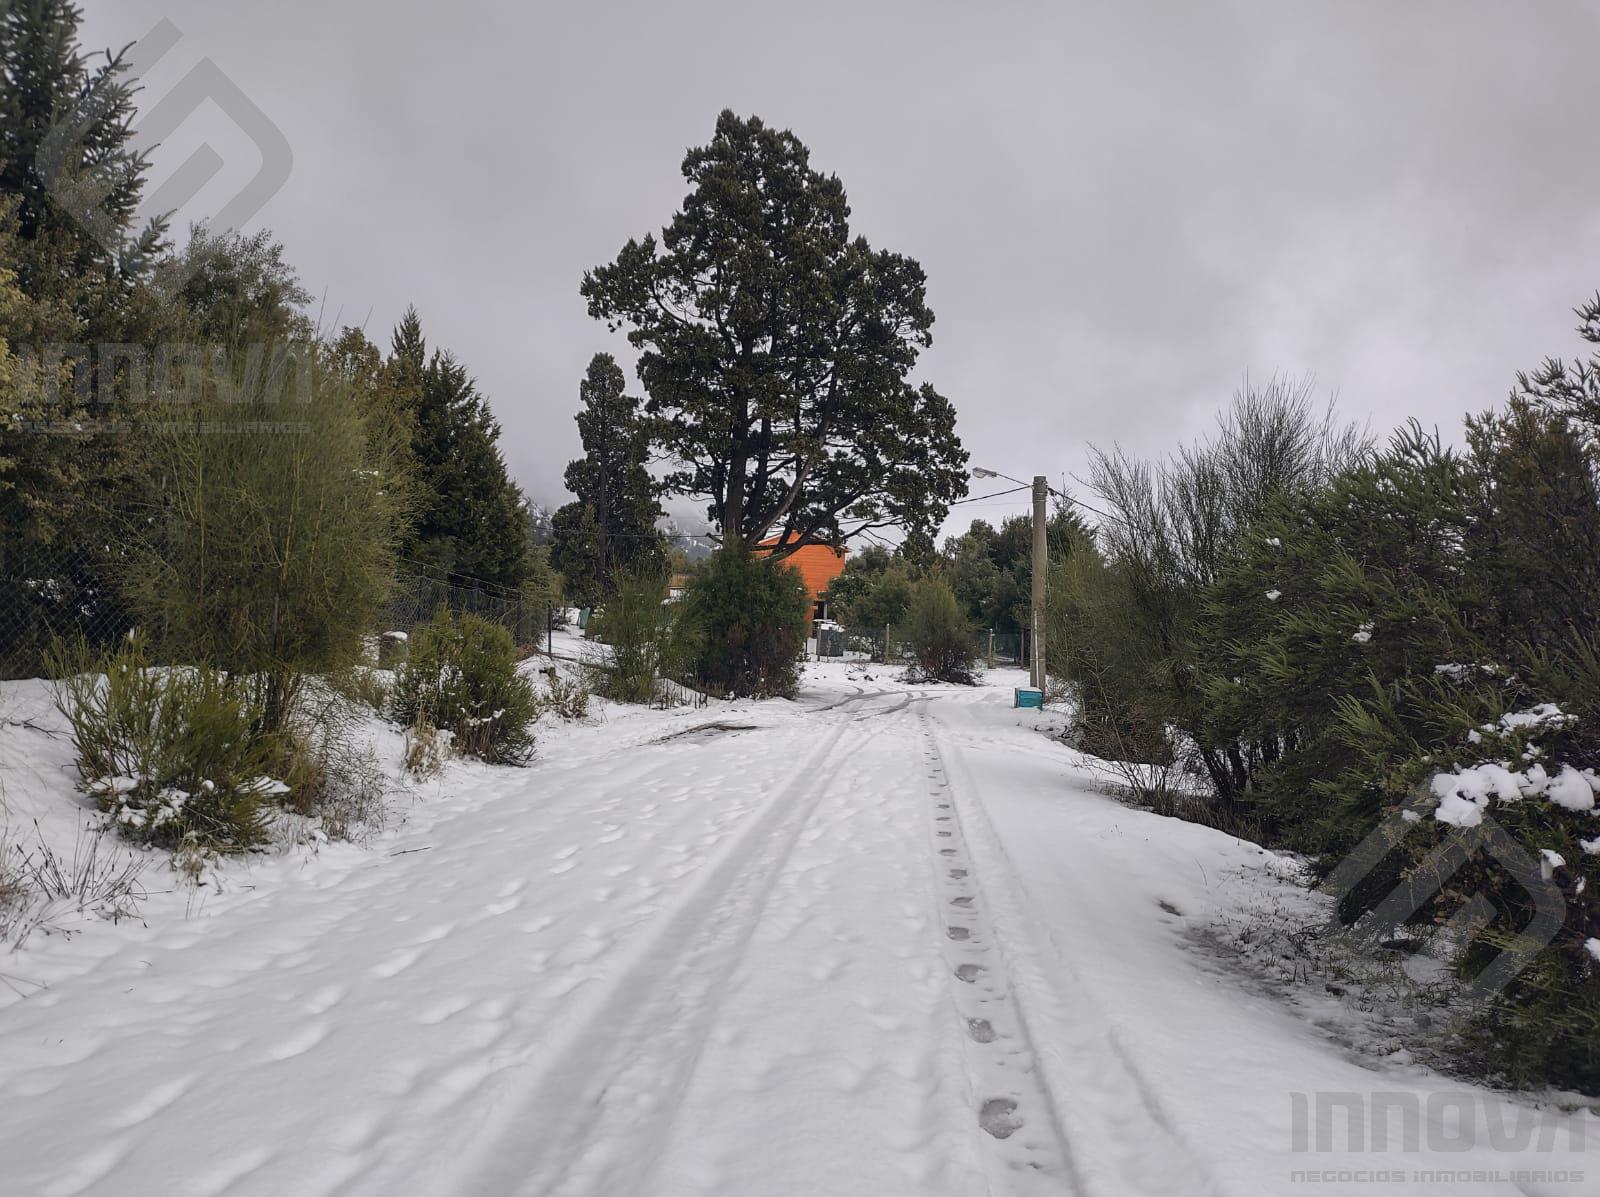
11 341 316 436
1291 1091 1589 1155
1287 1090 1592 1188
37 18 291 282
1316 795 1566 1002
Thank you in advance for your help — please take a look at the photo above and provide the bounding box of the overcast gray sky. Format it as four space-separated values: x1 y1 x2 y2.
79 0 1600 535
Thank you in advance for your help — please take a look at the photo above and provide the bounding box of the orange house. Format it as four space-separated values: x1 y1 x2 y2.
756 534 847 623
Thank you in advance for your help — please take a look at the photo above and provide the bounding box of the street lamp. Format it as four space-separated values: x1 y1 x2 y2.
971 466 1049 691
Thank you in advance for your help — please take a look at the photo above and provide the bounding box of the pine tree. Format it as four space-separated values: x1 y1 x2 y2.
943 506 1090 635
0 0 167 297
582 111 968 552
548 500 605 609
386 308 528 588
0 4 169 674
549 352 664 606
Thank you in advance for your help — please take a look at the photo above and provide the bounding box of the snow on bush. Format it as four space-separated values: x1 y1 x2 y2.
1428 759 1599 827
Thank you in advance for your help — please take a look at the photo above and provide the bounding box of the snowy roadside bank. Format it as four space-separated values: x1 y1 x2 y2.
0 661 1593 1196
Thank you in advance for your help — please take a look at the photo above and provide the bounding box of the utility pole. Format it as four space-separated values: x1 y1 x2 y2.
1031 475 1047 689
971 466 1056 692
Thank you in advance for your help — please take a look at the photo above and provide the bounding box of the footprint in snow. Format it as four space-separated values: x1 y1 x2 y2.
979 1097 1023 1139
42 1136 130 1197
304 984 346 1014
955 964 985 983
946 926 971 941
263 1021 329 1062
416 995 474 1026
475 997 512 1021
106 1075 196 1129
331 1111 385 1152
370 946 425 979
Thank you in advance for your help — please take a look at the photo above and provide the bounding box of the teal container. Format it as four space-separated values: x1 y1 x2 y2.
1014 687 1044 709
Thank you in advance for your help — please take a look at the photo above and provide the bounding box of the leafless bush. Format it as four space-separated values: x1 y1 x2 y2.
403 716 448 778
284 682 391 842
313 739 387 843
0 839 27 940
331 665 391 713
540 671 591 721
1 821 147 947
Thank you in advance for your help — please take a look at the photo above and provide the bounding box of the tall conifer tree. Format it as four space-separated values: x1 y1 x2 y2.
550 352 664 606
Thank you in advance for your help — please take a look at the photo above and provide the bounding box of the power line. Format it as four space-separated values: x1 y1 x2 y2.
950 484 1031 505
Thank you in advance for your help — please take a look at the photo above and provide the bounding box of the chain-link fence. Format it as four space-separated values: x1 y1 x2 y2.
1 543 137 679
974 629 1026 668
383 559 559 652
0 545 559 680
811 624 1027 668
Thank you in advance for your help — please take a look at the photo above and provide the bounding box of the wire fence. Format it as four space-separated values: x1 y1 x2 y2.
0 545 561 680
383 559 560 653
812 624 1027 668
4 544 1026 680
0 543 136 680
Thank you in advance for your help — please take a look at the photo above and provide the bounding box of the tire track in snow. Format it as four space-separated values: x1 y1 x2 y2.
923 702 1221 1197
914 701 1082 1196
380 693 883 1197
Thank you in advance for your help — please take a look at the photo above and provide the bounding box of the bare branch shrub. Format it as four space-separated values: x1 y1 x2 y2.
1 821 147 947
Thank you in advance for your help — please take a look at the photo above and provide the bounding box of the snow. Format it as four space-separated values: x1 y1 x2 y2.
1496 703 1573 733
1545 765 1596 812
0 658 1595 1196
1428 757 1600 825
1351 621 1374 643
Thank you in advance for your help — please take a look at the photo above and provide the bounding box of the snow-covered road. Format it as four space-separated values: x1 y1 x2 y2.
1 666 1594 1196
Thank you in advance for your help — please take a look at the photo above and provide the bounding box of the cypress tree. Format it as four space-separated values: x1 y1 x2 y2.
550 352 664 606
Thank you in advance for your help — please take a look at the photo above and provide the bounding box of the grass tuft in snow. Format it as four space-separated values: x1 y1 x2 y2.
0 820 146 948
